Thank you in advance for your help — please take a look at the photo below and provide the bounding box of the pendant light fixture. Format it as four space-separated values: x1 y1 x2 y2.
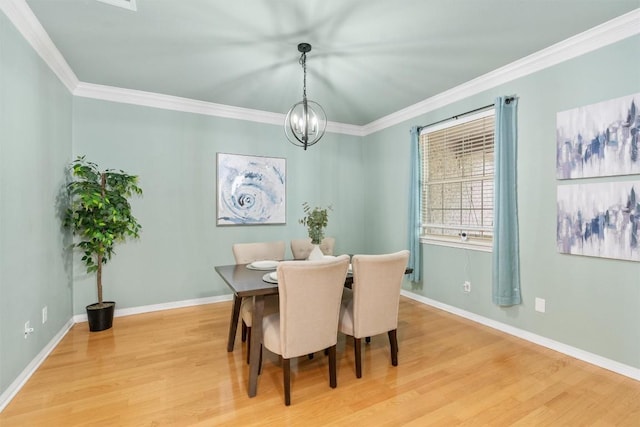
284 43 327 150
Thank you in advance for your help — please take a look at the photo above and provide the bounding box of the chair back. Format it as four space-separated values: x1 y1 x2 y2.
232 241 286 264
275 255 349 359
350 250 410 338
290 237 336 259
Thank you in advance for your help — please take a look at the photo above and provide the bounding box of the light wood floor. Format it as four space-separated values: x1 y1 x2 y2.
1 297 639 426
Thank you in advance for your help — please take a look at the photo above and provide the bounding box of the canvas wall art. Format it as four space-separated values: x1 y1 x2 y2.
557 181 639 262
217 153 286 225
556 93 640 179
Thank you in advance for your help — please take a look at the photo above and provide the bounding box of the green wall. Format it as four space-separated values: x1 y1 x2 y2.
71 98 364 313
364 35 640 369
2 7 639 406
0 13 72 395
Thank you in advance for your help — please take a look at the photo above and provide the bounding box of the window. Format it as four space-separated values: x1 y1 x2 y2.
420 109 494 250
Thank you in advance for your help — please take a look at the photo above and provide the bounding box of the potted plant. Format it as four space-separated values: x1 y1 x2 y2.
298 202 331 260
63 156 143 331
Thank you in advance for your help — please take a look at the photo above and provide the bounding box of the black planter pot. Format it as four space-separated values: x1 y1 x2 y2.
86 301 116 332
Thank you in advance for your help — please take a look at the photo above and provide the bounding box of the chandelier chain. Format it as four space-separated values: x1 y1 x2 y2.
300 52 307 99
284 42 326 150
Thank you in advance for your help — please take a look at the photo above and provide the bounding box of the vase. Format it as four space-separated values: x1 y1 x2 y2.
308 244 324 260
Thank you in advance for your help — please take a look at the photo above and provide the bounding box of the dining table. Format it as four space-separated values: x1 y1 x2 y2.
215 262 282 397
214 261 411 398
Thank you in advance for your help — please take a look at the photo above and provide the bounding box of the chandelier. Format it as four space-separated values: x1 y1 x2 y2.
284 43 327 150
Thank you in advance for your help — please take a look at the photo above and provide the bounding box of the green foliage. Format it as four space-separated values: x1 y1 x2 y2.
63 156 142 304
298 202 331 244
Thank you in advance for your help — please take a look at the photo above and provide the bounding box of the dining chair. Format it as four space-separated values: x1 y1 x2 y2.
338 250 410 378
260 255 350 405
232 241 285 363
232 241 286 264
290 237 336 260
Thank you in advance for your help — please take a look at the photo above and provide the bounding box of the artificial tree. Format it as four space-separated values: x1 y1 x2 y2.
63 156 142 330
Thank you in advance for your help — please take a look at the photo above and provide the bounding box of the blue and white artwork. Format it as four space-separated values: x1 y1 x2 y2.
217 153 286 225
557 181 639 262
556 93 640 179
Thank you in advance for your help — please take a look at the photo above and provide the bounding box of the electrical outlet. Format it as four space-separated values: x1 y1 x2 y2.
24 321 34 339
42 306 48 324
535 297 546 313
463 281 471 293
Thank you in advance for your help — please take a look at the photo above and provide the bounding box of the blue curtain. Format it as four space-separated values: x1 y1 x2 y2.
492 96 521 306
408 126 422 282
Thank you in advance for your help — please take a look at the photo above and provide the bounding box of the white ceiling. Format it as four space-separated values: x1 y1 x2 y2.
18 0 640 126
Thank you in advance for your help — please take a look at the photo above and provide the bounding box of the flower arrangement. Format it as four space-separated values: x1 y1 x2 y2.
299 202 331 244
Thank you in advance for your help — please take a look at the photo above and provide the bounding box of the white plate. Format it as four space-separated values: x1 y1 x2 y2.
248 260 279 270
262 272 278 284
348 263 353 273
269 271 278 281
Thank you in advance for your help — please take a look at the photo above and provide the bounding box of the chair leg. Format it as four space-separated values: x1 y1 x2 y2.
354 337 362 378
241 321 247 342
388 329 398 366
246 327 252 364
365 336 371 343
283 358 291 406
328 345 337 388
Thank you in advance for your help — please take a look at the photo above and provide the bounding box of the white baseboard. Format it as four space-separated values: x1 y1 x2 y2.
401 290 640 382
4 292 636 413
1 295 233 413
0 318 74 413
72 294 233 323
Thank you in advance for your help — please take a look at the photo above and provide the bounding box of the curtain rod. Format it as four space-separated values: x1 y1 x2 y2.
417 97 514 132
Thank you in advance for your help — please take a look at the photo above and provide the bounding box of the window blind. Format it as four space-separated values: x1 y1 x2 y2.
420 111 495 241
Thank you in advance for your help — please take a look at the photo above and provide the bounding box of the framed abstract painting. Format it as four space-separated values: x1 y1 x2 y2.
216 153 286 225
557 181 639 262
556 93 640 179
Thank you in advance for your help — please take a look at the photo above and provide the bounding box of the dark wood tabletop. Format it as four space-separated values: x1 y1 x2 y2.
215 263 279 298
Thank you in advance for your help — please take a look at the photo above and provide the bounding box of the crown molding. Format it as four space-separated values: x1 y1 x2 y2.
2 1 638 136
0 0 78 92
74 82 364 136
325 120 365 136
74 82 285 125
363 8 640 135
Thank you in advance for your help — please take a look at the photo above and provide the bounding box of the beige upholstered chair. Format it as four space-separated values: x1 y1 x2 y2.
261 255 350 405
290 237 336 260
232 241 285 363
338 250 410 378
232 241 286 264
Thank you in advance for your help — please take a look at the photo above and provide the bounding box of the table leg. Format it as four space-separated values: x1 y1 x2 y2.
248 295 264 397
227 294 242 352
